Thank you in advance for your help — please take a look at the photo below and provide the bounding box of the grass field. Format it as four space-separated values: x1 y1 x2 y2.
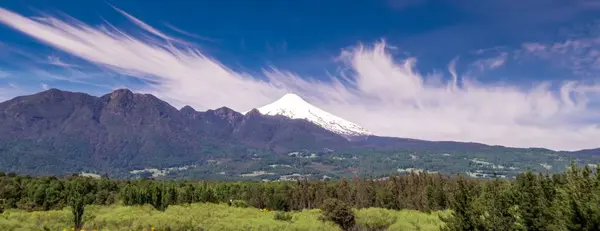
0 203 448 231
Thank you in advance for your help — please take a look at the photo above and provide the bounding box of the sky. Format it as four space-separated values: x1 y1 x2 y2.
1 0 600 151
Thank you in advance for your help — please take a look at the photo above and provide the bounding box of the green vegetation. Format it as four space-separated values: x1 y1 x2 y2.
273 211 294 222
141 147 599 181
67 178 87 229
0 203 445 231
0 172 452 213
319 198 356 231
3 163 600 230
441 163 600 230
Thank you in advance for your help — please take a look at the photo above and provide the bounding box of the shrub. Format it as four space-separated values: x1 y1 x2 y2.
320 198 356 231
231 200 248 208
273 211 293 222
355 208 397 230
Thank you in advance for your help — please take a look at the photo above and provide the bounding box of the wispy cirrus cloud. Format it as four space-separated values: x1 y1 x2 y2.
45 55 80 68
471 52 508 71
164 23 217 43
518 26 600 76
0 7 600 151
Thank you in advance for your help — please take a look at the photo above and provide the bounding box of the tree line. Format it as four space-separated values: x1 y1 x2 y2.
2 163 600 230
443 163 600 231
0 171 453 213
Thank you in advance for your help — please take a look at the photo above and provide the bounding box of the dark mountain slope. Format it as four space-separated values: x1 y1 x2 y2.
568 148 600 159
0 89 349 175
233 109 349 153
0 89 208 174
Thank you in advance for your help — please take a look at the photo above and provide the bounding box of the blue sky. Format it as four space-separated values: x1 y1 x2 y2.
1 0 600 150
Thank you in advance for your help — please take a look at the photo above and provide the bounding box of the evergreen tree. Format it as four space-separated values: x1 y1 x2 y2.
67 180 86 230
478 180 517 231
441 174 481 231
513 171 558 230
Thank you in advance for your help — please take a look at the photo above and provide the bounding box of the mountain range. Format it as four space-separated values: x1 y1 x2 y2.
0 88 597 179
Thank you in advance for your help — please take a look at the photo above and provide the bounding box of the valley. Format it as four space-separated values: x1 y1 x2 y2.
125 146 589 181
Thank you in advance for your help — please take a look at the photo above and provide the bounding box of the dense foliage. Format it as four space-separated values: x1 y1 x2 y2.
3 163 600 230
0 172 452 213
319 198 356 231
442 163 600 231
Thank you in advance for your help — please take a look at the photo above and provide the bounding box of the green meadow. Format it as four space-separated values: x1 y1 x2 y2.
0 203 448 231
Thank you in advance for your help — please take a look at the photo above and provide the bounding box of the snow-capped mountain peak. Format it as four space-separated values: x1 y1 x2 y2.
250 93 372 137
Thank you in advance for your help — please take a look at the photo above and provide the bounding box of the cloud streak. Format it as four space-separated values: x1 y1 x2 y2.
519 36 600 75
471 52 508 71
0 7 599 151
46 55 80 68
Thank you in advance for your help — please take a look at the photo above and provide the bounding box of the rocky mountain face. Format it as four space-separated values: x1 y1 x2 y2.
0 89 347 175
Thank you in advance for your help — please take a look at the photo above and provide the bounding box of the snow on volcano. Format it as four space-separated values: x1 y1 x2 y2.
249 93 372 137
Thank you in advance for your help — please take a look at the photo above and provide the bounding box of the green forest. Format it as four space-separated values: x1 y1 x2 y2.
1 163 600 230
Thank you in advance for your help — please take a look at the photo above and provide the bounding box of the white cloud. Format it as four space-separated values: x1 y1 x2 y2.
109 5 188 45
471 52 508 71
40 83 49 90
522 43 546 53
46 55 79 68
0 8 600 151
164 23 217 42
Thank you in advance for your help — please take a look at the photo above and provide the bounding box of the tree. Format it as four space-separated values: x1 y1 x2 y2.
320 198 356 231
477 179 517 231
67 180 86 230
441 174 481 231
560 164 600 230
513 171 559 230
149 182 165 211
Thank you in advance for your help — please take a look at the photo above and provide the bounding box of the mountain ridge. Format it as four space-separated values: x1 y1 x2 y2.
0 88 583 152
0 88 351 175
0 88 592 178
